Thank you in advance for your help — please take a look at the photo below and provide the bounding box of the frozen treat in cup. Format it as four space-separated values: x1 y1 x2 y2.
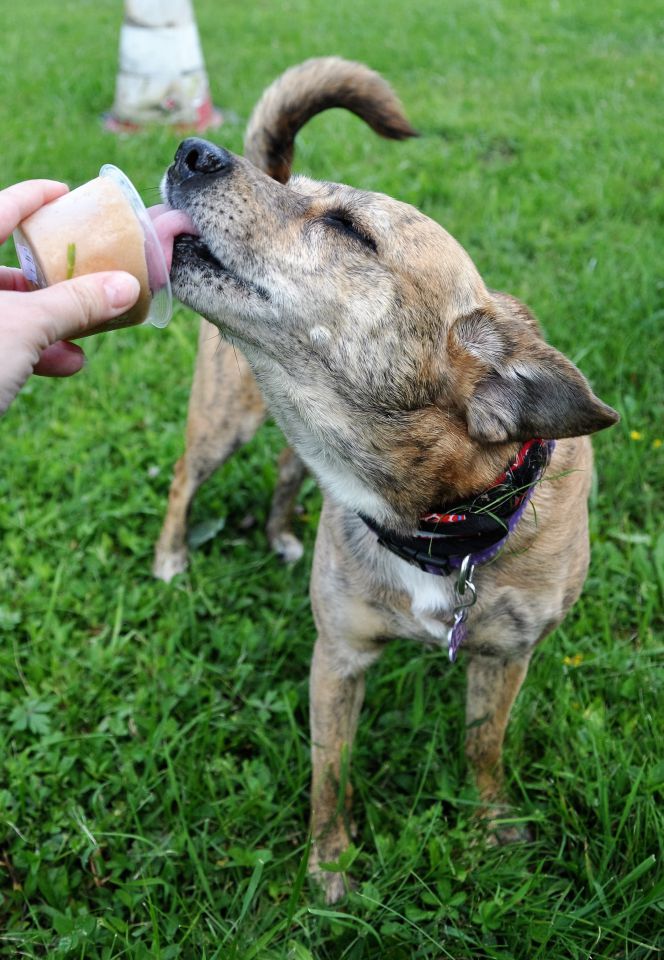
12 164 172 334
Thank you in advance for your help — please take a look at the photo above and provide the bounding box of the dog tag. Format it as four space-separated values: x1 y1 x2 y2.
447 613 467 662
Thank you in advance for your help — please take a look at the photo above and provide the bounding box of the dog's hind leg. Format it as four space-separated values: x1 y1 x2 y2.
464 652 532 843
153 319 267 581
266 446 307 564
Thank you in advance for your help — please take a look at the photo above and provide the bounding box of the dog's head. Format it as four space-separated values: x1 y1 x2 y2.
164 138 618 524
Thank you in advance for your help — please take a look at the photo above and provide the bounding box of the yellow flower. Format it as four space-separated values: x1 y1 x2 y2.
630 430 642 441
563 653 584 668
653 438 662 449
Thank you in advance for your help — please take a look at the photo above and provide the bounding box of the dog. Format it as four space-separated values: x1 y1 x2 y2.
155 58 619 903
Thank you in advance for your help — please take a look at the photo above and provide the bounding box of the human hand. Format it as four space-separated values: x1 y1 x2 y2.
0 179 140 414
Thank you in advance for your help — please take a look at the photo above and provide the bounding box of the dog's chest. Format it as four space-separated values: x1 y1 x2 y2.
388 557 458 642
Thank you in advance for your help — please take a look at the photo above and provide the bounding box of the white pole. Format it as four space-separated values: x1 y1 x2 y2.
105 0 222 132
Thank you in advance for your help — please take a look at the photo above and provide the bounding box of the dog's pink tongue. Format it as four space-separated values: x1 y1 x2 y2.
148 204 199 273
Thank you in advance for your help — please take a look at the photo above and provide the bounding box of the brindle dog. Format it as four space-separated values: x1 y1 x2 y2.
155 58 618 903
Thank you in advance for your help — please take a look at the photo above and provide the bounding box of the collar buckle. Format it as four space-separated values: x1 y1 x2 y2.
456 554 476 601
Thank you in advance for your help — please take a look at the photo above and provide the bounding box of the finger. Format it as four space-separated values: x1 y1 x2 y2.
33 340 86 377
0 180 69 244
0 266 31 292
28 271 141 343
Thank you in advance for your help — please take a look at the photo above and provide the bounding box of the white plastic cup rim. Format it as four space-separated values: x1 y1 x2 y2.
99 163 172 328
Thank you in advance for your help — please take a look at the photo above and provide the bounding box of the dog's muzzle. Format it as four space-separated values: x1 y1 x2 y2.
171 138 234 184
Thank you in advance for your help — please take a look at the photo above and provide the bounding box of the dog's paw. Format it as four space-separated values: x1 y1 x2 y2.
270 531 304 564
152 548 189 582
308 862 354 905
487 821 534 846
482 806 534 846
308 839 355 905
321 871 354 905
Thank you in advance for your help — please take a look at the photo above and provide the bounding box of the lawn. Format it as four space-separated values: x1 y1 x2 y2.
0 0 662 957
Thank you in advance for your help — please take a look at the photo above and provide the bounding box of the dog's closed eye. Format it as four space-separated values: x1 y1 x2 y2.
321 210 377 253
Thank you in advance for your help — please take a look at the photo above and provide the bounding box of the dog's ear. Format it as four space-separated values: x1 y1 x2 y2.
451 308 620 443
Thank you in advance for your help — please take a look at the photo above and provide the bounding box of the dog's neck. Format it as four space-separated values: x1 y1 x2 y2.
244 344 521 530
360 438 555 577
241 340 533 534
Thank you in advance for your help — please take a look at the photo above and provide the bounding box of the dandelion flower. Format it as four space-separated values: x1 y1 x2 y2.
563 653 584 668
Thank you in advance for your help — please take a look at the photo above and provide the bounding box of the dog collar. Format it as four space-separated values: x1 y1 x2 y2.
360 437 555 661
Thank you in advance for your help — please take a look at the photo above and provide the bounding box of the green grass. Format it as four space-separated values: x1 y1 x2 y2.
0 0 662 956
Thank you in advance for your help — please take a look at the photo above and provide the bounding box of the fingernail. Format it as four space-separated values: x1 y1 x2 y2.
103 273 140 310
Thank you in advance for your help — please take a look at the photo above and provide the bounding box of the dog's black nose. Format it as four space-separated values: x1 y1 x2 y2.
173 138 233 180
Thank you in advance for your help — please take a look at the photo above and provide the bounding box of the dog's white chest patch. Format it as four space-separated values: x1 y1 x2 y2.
392 558 457 641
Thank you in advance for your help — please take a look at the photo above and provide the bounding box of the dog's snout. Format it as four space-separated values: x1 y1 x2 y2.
173 138 233 180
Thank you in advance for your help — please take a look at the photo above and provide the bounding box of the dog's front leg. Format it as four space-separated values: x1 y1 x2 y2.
307 509 389 902
308 630 377 904
465 652 531 843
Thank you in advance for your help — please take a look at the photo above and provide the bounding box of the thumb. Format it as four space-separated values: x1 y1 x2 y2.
30 271 141 343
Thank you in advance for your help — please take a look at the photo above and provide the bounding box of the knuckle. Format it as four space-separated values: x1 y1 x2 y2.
65 278 103 322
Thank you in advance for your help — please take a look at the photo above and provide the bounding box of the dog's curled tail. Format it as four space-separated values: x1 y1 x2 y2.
244 57 417 183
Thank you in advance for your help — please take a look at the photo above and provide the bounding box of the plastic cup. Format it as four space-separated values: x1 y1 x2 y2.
12 165 172 334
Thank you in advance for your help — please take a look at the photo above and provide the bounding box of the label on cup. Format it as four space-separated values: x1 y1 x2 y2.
15 241 39 286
